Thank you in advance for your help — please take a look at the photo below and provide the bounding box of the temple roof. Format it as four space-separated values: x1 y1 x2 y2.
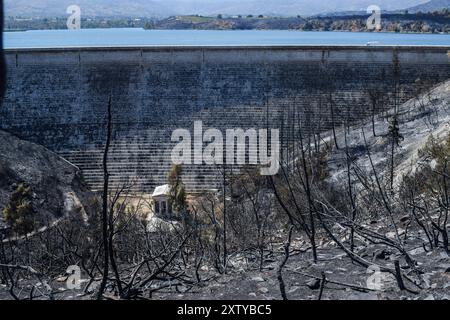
152 184 171 198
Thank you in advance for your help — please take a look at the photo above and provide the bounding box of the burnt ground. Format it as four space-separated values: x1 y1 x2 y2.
151 240 450 301
1 225 448 301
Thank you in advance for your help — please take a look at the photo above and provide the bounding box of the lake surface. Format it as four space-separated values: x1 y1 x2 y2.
4 28 450 49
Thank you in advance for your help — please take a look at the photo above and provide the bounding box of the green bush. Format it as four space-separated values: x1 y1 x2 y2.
3 184 35 235
419 134 450 167
168 164 187 214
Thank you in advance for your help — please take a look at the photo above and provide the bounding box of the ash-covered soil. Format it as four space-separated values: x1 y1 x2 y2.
2 222 447 301
151 229 450 301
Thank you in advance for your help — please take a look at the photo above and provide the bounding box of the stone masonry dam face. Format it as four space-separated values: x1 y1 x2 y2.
1 46 449 193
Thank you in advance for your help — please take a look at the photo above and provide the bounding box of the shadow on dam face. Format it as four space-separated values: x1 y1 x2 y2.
1 46 449 193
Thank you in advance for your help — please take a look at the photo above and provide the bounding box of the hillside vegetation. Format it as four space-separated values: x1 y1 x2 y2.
147 11 449 33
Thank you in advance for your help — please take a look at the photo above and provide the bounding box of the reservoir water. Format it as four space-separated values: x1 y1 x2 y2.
4 28 450 49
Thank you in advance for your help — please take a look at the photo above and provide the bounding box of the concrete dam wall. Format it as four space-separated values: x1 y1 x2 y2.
1 46 449 193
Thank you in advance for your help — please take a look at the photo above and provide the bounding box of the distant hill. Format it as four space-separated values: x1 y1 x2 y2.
407 0 450 12
148 12 449 33
152 16 306 30
4 0 429 18
4 0 176 18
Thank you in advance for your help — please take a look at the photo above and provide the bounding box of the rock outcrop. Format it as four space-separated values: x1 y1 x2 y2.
0 130 95 231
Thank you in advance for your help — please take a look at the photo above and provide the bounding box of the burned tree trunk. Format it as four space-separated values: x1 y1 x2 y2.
97 97 113 299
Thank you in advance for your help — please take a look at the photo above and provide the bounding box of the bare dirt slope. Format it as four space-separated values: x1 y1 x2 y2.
328 79 450 186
